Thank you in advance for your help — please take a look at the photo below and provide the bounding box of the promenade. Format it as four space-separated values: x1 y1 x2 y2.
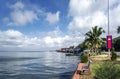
72 63 85 79
116 52 120 56
72 52 120 79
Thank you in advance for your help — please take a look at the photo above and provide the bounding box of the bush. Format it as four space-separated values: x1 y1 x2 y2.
81 53 88 63
94 62 120 79
111 48 117 61
98 49 102 55
90 52 94 56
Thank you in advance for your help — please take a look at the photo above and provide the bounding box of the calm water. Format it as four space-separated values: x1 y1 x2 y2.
0 51 80 79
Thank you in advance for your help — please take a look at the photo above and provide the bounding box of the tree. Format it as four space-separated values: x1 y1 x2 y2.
113 37 120 51
85 26 105 54
117 26 120 34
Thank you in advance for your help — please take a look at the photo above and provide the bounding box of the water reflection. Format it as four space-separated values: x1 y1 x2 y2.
0 51 80 79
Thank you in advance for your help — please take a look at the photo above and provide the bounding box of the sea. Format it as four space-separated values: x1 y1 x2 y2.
0 51 80 79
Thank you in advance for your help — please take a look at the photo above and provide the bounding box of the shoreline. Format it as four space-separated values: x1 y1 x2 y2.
72 62 85 79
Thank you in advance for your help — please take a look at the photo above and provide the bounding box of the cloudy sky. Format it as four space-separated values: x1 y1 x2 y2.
0 0 120 51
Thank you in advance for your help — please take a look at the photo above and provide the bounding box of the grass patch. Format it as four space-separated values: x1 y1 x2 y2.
117 56 120 61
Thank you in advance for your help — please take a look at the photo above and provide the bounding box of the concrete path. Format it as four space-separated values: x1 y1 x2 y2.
72 63 85 79
116 52 120 56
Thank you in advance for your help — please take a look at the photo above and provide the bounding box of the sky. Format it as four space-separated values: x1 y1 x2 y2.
0 0 120 51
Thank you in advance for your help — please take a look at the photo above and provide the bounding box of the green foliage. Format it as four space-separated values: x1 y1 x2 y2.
97 49 102 55
81 53 88 63
101 38 108 51
94 62 120 79
117 26 120 33
85 26 105 53
91 52 96 56
111 48 117 61
113 36 120 51
77 41 87 50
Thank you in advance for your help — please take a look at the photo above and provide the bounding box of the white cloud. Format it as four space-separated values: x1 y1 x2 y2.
0 29 84 51
5 2 38 26
46 26 63 37
4 2 60 26
68 0 107 31
44 36 54 45
68 0 120 17
0 30 25 48
68 0 120 38
4 30 24 38
110 4 120 27
68 11 107 30
68 0 92 17
0 30 43 50
10 10 38 26
46 11 60 24
32 26 63 38
10 1 24 10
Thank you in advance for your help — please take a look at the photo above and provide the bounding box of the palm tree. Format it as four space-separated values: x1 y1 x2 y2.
117 26 120 34
85 26 105 54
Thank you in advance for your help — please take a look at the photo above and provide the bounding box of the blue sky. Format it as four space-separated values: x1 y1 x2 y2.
0 0 120 51
0 0 69 34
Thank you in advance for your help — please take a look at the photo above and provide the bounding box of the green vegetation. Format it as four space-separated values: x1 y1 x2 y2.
77 41 87 50
113 36 120 51
85 26 105 53
89 55 120 79
117 26 120 34
76 26 120 79
77 26 105 54
79 55 120 79
77 36 120 52
74 26 120 79
81 53 88 63
93 62 120 79
77 26 120 52
111 48 117 61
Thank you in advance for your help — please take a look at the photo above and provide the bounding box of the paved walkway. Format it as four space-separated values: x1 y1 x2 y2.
72 63 85 79
116 52 120 56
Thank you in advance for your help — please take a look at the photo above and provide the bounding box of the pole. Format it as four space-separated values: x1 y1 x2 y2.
108 0 110 35
108 0 111 57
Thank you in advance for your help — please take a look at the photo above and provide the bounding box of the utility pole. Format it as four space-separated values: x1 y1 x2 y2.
108 0 110 35
107 0 111 57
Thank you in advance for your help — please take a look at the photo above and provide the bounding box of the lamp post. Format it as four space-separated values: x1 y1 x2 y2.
108 0 110 35
107 0 112 57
